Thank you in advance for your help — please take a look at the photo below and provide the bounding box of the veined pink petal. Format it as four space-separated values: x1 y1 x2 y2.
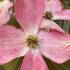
21 50 49 70
14 0 44 34
0 0 13 25
38 30 70 64
40 18 64 33
52 10 70 20
0 25 29 64
45 0 62 12
7 0 13 8
0 10 10 25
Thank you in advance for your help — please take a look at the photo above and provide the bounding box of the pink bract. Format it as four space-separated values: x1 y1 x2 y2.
0 0 13 26
0 0 70 70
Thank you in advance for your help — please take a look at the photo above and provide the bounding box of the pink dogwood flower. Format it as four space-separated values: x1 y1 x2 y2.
0 0 70 70
42 0 70 33
0 0 13 26
45 0 70 20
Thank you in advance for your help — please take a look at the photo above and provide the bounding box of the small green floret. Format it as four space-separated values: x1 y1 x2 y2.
44 12 53 19
26 35 38 49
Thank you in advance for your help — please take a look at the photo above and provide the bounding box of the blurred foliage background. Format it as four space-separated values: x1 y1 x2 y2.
0 0 70 70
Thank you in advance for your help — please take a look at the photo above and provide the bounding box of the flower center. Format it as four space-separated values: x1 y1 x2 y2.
44 11 53 19
26 35 38 49
0 0 4 2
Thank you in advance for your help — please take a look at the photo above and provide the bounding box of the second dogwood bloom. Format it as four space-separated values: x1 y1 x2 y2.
42 0 70 33
45 0 70 20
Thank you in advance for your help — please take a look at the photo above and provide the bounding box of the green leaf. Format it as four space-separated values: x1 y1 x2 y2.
44 57 70 70
0 57 23 70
